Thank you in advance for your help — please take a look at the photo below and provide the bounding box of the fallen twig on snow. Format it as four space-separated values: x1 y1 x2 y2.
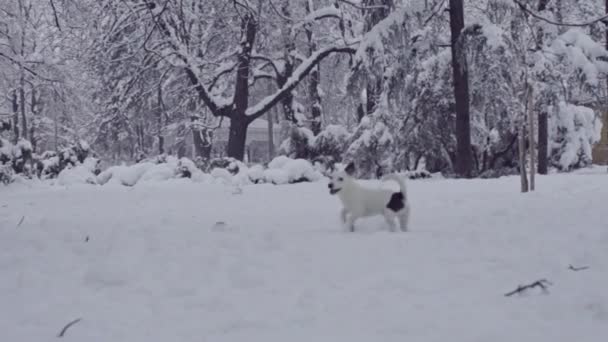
16 215 25 228
57 318 82 338
568 264 589 272
505 279 552 297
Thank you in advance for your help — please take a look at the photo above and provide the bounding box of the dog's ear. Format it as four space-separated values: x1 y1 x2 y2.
345 162 356 176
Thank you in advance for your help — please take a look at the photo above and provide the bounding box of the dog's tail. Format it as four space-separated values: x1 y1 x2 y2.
382 174 407 197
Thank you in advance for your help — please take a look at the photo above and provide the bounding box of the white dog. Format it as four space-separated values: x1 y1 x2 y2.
328 162 410 232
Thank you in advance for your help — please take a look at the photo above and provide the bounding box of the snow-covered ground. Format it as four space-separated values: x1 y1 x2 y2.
1 169 608 342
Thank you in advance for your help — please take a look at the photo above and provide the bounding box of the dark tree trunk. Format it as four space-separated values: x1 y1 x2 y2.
536 0 551 174
537 112 548 174
357 104 365 123
19 75 27 140
449 0 473 178
279 2 297 123
12 89 19 144
157 82 165 155
226 116 248 160
226 14 256 160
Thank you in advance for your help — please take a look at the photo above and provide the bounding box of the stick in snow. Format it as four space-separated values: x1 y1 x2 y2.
568 264 590 272
504 279 552 297
16 215 25 228
57 318 82 338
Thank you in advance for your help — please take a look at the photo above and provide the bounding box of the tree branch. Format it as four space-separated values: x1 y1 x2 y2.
245 45 355 121
505 279 552 297
568 264 590 272
49 0 61 31
57 318 82 338
0 51 59 82
512 0 608 27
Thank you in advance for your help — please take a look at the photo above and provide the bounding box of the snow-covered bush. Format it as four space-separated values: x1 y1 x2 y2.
57 158 101 186
279 125 315 160
262 156 322 185
344 117 394 178
36 140 92 179
310 124 350 171
550 102 602 171
0 138 34 183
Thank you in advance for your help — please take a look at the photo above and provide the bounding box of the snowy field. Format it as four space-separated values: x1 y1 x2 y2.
1 169 608 342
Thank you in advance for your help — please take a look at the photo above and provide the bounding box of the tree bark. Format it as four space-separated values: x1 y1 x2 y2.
527 86 536 191
267 110 275 160
449 0 473 178
519 123 529 193
157 81 164 155
536 0 550 175
226 13 257 160
306 1 322 135
12 89 19 144
30 89 37 152
19 74 27 140
226 116 248 160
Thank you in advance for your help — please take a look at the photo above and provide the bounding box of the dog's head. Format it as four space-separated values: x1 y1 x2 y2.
328 162 356 195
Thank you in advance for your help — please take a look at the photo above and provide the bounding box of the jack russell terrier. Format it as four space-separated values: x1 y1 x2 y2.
328 162 410 232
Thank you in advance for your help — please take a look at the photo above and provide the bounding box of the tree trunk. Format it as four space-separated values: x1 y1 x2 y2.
226 13 256 160
306 1 322 135
267 110 275 160
527 86 536 191
19 74 27 140
157 82 165 155
226 116 248 160
519 123 529 193
449 0 473 178
30 89 37 152
537 112 548 174
12 89 19 144
536 0 550 175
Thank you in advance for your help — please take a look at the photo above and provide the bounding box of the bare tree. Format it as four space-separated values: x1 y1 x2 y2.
449 0 473 178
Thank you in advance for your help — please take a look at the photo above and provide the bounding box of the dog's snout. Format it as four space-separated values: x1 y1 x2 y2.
328 183 333 189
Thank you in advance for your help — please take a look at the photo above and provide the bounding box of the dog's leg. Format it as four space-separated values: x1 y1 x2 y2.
398 205 410 232
345 215 356 232
340 208 348 224
383 209 398 232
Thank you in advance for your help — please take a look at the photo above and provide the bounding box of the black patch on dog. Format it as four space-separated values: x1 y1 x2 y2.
386 192 404 212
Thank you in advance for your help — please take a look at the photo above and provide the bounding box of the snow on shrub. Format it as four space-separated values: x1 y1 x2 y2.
36 140 92 179
97 162 154 186
263 156 322 184
57 158 101 186
279 125 315 159
550 102 602 171
0 138 34 183
344 117 395 178
312 124 350 160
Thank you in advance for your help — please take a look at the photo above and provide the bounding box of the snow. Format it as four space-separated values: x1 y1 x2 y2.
56 158 100 186
265 156 322 184
1 172 608 341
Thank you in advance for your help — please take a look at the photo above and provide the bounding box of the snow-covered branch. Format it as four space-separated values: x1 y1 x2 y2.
245 45 356 120
513 0 608 27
